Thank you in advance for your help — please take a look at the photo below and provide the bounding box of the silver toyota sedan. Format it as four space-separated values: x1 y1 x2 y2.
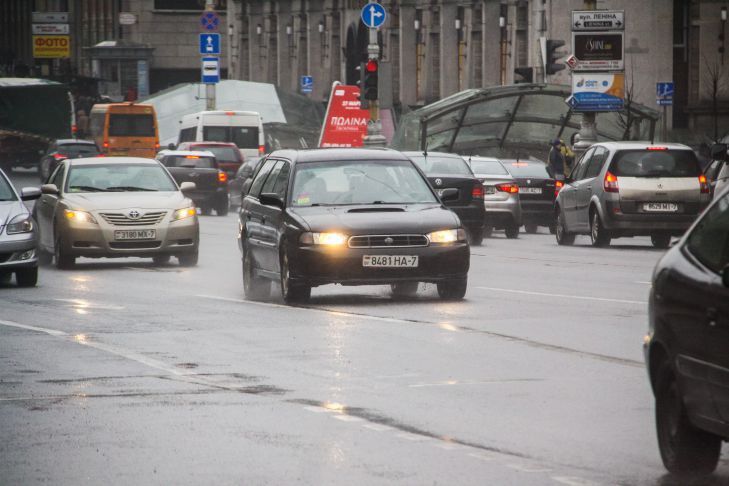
0 169 41 286
33 157 200 268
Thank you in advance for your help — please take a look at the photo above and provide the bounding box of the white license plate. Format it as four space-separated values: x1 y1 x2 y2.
484 186 496 194
643 203 678 212
363 255 419 268
114 229 156 240
521 187 542 194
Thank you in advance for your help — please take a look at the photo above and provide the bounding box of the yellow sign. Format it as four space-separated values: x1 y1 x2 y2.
32 35 70 58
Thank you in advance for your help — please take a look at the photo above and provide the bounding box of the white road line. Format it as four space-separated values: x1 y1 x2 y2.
634 281 652 285
332 414 364 422
0 319 68 337
467 451 496 461
361 423 394 432
409 379 539 388
506 463 552 473
476 286 645 305
395 432 431 442
552 476 602 486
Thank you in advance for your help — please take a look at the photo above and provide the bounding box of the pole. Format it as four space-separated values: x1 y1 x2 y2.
206 0 216 111
662 105 667 142
573 0 598 156
363 26 386 147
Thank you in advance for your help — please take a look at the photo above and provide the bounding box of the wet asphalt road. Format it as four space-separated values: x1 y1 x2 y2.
2 170 728 485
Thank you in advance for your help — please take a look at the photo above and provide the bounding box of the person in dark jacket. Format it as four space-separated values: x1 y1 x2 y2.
548 139 565 179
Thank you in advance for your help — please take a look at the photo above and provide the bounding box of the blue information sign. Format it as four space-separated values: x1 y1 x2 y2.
199 33 221 55
566 93 624 112
656 82 674 106
201 57 220 84
361 3 387 29
300 75 313 94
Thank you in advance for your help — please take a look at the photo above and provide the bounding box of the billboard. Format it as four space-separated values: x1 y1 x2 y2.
318 82 370 148
32 35 70 58
572 32 623 71
569 73 625 112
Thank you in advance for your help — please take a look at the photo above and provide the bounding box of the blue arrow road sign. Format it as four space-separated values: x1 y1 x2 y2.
201 57 220 84
566 93 623 112
199 33 221 55
361 2 387 29
656 82 674 106
300 75 313 94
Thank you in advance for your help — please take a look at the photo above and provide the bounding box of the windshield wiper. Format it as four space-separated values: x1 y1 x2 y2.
106 186 157 192
69 185 106 192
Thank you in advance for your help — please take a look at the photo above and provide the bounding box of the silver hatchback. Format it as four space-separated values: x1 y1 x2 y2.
0 169 41 286
467 157 522 239
555 142 711 248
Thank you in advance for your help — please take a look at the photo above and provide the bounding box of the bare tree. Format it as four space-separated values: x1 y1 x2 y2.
703 55 727 142
616 60 637 140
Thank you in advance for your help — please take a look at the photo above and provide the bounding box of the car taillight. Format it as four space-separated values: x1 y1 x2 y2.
103 141 109 149
495 183 519 194
258 145 265 155
604 171 619 193
155 142 160 149
699 174 710 194
218 171 228 183
555 180 564 197
53 153 67 160
472 184 484 199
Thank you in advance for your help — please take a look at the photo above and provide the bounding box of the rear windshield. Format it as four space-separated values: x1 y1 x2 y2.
610 149 701 177
108 114 156 137
194 146 239 162
0 172 17 201
59 143 99 158
470 159 509 175
203 126 259 149
504 161 552 178
409 155 473 176
163 156 215 169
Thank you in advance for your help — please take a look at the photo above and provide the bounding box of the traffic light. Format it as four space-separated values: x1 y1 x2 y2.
363 59 378 101
514 67 534 84
545 39 566 75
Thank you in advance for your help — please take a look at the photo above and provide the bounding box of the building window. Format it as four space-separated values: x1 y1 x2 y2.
154 0 226 11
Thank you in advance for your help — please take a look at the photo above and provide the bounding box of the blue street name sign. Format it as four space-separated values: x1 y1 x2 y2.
656 82 674 106
199 33 221 55
201 57 220 84
300 75 313 94
566 93 624 112
361 2 387 29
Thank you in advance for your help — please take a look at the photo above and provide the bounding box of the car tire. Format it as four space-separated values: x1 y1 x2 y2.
242 249 270 300
280 248 310 303
178 250 198 267
15 267 38 287
468 227 484 246
483 225 493 238
525 223 538 234
54 237 75 269
555 210 575 246
548 223 557 235
216 198 229 216
590 210 611 247
655 364 721 475
152 254 171 266
391 281 419 297
651 233 671 249
504 223 519 239
437 277 467 300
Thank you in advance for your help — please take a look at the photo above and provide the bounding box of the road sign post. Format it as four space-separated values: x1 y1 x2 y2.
360 3 387 147
657 82 674 141
300 75 313 94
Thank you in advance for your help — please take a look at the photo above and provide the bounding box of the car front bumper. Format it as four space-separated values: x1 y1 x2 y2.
287 242 470 287
0 231 38 271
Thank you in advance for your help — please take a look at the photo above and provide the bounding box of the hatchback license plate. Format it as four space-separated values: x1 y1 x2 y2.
521 187 542 194
114 229 156 240
363 255 418 268
643 202 678 212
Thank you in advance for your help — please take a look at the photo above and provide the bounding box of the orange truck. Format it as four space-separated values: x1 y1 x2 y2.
89 103 159 158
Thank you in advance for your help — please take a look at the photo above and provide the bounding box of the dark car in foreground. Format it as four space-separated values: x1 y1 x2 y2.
156 150 229 216
0 168 41 286
39 139 100 182
403 151 486 245
502 159 559 234
644 187 729 475
238 149 470 303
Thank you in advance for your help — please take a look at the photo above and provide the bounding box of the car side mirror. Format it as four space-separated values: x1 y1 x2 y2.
180 181 196 193
710 143 728 161
259 193 284 210
40 184 59 195
723 265 729 288
20 187 42 201
439 187 459 202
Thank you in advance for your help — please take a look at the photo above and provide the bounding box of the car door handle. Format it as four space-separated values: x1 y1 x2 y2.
707 307 718 327
261 216 266 225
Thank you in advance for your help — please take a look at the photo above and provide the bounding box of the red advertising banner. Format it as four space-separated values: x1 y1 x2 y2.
318 82 370 148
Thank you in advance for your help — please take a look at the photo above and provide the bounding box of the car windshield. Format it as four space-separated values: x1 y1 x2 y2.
610 149 701 177
0 172 17 201
108 114 155 137
195 146 239 162
58 143 100 158
66 164 177 193
163 155 215 169
290 160 437 206
504 161 552 178
409 155 473 176
470 159 509 175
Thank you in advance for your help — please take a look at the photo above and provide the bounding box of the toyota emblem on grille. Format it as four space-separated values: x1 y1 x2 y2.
127 210 141 219
384 237 394 245
435 178 442 186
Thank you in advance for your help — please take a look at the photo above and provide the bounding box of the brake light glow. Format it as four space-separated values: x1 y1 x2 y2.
218 171 228 183
495 183 519 194
225 111 235 116
699 174 710 194
71 124 77 134
185 155 200 159
472 184 484 199
555 180 564 197
103 141 109 149
258 145 265 154
646 146 668 151
604 171 619 192
53 153 67 160
511 162 529 167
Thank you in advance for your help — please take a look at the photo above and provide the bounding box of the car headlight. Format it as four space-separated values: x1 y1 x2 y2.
427 229 466 244
299 232 348 246
172 207 196 221
64 209 97 224
6 214 34 234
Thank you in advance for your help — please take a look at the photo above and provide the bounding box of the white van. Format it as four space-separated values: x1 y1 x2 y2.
177 110 265 160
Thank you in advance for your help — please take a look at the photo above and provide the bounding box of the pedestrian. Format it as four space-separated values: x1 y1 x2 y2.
560 139 575 176
548 139 565 180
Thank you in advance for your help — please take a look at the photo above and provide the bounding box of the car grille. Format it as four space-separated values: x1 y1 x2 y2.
100 211 166 226
348 234 429 248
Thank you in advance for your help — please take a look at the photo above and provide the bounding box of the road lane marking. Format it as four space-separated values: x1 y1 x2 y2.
476 287 645 305
409 378 541 388
0 319 68 337
361 423 394 432
552 477 602 486
506 463 553 473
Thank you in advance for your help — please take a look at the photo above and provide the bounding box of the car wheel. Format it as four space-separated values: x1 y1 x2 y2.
242 249 270 300
548 223 557 235
437 277 467 300
655 364 721 475
651 233 671 249
216 198 229 216
54 237 75 269
525 223 538 234
504 223 519 239
483 225 493 238
280 248 310 303
152 254 171 266
555 210 575 246
468 227 484 246
391 281 419 297
590 210 611 247
15 267 38 287
178 250 198 267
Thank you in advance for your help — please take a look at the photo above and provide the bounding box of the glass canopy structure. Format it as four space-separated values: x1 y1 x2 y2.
391 84 660 161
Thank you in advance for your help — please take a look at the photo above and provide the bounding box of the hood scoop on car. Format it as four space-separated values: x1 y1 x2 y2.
346 207 405 213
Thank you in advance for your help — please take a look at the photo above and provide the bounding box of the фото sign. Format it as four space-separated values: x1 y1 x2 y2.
569 73 624 112
32 35 70 58
571 32 624 71
319 83 370 148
